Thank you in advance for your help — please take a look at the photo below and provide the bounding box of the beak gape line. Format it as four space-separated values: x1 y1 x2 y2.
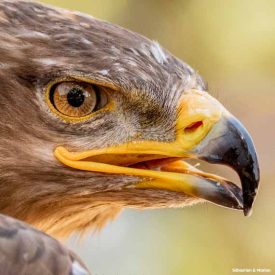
54 90 260 216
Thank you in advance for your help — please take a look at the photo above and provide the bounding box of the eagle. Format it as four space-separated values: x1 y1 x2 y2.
0 0 260 274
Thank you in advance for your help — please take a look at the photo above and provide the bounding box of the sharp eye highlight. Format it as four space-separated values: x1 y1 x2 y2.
49 82 108 119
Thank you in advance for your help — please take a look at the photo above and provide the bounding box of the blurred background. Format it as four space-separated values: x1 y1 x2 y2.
40 1 275 274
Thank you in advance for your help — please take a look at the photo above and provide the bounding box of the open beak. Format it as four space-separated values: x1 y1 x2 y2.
54 89 260 215
191 115 259 216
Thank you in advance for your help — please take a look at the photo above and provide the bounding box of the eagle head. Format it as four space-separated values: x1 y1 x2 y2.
0 1 259 236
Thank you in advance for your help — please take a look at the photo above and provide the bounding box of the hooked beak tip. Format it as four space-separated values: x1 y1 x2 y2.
192 114 260 216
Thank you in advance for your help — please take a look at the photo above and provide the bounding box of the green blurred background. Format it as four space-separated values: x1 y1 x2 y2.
40 1 275 274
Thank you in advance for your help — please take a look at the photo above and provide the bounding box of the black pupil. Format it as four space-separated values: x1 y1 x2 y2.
67 87 85 107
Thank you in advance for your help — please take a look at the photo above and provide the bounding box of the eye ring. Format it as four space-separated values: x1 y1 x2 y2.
46 80 109 122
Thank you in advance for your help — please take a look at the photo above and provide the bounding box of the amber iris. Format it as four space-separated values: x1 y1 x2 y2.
51 82 97 117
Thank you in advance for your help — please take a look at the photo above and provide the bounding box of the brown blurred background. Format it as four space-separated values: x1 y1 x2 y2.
40 1 275 274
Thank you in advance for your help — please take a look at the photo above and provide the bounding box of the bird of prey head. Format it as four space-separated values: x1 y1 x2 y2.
0 0 259 236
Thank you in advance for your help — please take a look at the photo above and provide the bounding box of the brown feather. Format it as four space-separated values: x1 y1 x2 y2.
0 0 204 235
0 214 90 275
0 0 210 273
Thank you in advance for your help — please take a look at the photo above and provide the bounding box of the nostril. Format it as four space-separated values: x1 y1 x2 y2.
184 121 203 134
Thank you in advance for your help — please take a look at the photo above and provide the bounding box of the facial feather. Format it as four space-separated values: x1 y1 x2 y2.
0 0 206 236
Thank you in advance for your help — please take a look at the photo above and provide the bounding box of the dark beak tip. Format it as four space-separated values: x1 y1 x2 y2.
193 115 260 216
243 185 259 217
244 207 253 217
241 165 260 216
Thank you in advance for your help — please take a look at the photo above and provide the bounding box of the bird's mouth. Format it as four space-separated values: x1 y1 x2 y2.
55 147 244 210
54 90 260 216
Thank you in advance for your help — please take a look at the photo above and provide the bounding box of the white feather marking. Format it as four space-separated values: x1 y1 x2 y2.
16 30 49 39
111 45 120 54
33 58 61 66
127 60 137 67
98 69 109 76
79 22 90 28
117 67 126 72
71 261 89 275
80 37 93 45
140 44 151 57
150 41 167 64
185 74 198 90
0 63 13 69
130 48 139 56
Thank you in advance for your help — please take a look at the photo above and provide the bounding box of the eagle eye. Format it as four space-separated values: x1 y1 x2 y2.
49 82 108 119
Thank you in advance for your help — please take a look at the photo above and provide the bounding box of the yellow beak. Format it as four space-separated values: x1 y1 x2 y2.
54 89 259 215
